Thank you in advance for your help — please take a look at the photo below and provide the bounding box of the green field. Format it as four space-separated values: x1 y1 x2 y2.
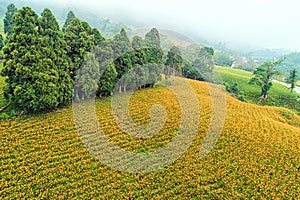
216 66 299 113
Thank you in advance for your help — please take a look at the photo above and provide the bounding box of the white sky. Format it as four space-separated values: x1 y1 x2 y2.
50 0 300 51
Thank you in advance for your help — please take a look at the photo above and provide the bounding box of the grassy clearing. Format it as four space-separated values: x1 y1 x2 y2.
216 66 300 113
0 78 300 198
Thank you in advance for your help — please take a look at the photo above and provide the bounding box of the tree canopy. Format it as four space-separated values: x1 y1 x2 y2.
62 11 75 32
286 69 298 92
4 3 18 37
249 60 282 99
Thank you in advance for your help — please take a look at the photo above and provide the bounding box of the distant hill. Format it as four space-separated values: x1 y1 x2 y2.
130 28 195 50
278 52 300 76
0 0 130 38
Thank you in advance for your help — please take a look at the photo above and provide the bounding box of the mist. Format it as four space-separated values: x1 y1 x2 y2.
18 0 300 51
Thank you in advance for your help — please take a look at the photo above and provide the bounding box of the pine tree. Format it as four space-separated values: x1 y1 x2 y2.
144 28 163 64
249 60 282 99
64 18 95 80
131 35 146 66
145 28 161 49
94 44 118 97
0 34 4 50
75 53 100 100
1 7 58 112
113 28 133 93
4 3 17 37
193 47 215 81
62 11 75 32
40 8 73 105
165 46 183 83
92 28 105 46
286 69 298 92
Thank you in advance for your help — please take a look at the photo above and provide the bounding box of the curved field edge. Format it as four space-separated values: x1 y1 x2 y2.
0 78 299 199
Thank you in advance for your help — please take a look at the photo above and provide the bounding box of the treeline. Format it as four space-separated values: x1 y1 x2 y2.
0 4 216 113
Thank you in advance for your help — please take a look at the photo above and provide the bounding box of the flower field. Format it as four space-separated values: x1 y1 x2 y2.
0 78 300 199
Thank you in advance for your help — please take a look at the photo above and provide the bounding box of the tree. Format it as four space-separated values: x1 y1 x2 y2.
286 69 298 92
4 3 18 37
39 8 73 105
249 60 282 99
193 47 215 81
165 46 183 84
75 53 100 100
144 28 163 64
94 44 118 97
0 35 4 50
64 18 95 80
182 61 202 80
92 28 105 46
214 51 233 67
145 28 161 48
113 28 133 93
2 7 59 112
131 36 146 67
62 11 75 32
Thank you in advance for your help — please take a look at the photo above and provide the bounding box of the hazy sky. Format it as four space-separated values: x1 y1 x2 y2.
50 0 300 51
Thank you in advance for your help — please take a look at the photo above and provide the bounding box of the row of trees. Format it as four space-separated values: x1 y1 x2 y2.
0 4 168 112
0 4 221 113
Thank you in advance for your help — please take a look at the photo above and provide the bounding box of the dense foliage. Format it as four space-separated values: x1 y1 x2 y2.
286 69 298 92
3 3 17 37
249 61 282 99
1 7 74 112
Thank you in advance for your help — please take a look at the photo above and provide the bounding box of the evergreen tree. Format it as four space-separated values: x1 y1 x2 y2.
75 53 100 100
0 34 4 50
249 60 282 99
145 28 161 49
286 69 298 92
193 47 215 81
132 35 144 50
131 36 146 66
62 11 75 32
144 28 163 64
92 28 105 46
4 3 17 37
64 18 95 80
1 7 58 112
40 8 73 105
165 46 183 84
94 43 118 97
182 61 202 80
113 28 133 93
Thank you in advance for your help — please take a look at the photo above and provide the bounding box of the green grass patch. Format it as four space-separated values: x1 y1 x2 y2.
216 66 300 113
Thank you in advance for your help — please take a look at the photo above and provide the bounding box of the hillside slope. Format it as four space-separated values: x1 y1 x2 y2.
0 78 300 199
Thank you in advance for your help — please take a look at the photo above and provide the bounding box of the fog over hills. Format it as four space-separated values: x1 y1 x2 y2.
1 0 300 52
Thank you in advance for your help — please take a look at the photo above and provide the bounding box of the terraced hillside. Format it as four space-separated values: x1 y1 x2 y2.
0 78 299 199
